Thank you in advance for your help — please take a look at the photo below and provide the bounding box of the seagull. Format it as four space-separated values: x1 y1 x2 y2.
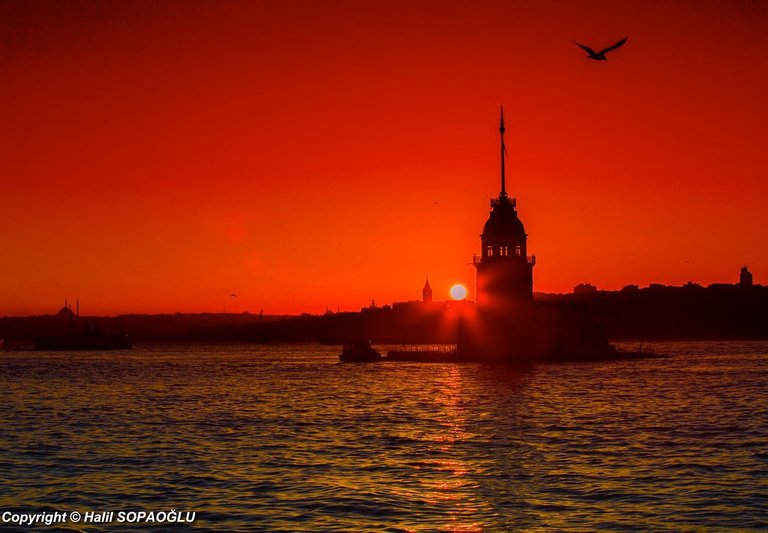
573 37 627 61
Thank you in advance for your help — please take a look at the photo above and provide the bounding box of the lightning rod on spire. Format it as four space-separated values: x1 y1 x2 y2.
499 106 507 198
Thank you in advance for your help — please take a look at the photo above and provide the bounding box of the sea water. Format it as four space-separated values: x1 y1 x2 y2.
1 341 766 531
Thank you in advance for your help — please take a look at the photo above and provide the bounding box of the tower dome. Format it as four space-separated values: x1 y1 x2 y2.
482 196 525 239
481 195 527 259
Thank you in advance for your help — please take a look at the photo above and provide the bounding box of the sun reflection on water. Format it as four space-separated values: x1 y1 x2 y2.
412 365 487 531
1 343 766 531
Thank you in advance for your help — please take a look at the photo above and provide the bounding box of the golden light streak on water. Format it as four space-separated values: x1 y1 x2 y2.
0 341 766 531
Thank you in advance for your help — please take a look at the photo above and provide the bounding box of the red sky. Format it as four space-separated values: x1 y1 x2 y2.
2 0 768 316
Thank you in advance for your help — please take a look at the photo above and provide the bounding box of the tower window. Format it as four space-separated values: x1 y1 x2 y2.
486 246 494 257
515 245 522 256
500 246 508 256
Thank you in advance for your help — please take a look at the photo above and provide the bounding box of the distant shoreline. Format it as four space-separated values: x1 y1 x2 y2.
4 283 767 344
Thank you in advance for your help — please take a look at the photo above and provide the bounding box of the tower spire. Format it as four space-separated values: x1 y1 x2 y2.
499 106 507 198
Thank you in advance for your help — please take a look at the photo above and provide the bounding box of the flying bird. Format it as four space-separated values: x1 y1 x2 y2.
573 37 627 61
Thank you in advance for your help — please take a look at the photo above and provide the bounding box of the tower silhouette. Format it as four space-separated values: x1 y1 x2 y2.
422 277 433 303
739 266 753 287
474 107 535 308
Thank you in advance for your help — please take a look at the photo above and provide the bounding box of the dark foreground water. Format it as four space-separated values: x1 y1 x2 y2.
1 341 767 531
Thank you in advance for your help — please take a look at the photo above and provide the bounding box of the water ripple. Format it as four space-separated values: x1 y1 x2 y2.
1 341 767 531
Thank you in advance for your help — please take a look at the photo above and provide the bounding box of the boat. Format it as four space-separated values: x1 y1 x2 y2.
35 325 133 351
339 340 382 362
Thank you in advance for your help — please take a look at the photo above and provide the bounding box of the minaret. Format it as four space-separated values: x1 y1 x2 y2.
422 277 433 303
473 108 535 308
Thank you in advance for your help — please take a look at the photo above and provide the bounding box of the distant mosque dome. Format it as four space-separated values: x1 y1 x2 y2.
55 298 79 319
482 196 526 239
56 306 75 319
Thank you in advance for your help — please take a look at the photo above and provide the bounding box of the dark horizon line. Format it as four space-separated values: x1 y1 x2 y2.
3 280 763 320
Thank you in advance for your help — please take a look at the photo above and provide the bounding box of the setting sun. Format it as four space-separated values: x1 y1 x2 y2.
450 284 468 301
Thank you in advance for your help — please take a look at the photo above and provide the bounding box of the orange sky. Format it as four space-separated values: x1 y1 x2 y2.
2 0 768 316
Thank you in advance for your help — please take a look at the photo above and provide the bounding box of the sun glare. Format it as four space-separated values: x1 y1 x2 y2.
450 284 468 301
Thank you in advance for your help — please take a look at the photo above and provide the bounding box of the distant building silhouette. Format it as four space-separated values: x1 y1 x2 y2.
473 107 535 308
422 278 433 303
57 298 76 319
574 283 598 295
740 266 753 287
